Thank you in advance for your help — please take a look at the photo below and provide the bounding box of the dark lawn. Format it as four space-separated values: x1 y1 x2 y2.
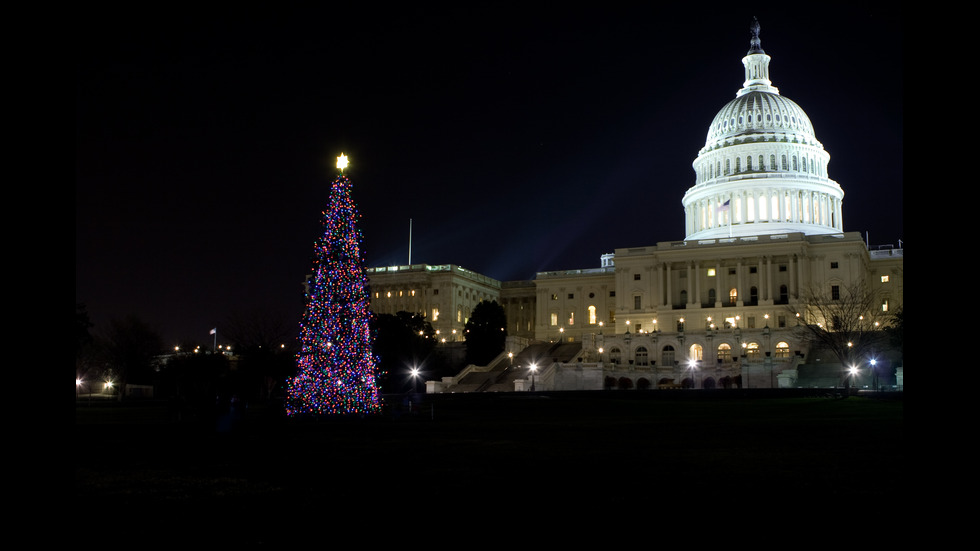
75 391 903 543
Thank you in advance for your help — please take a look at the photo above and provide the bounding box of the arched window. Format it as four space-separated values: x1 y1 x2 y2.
725 159 731 175
759 155 764 170
729 288 738 305
635 347 648 366
679 290 687 305
775 341 790 360
609 347 622 365
661 345 675 367
718 343 733 363
746 156 752 171
746 342 761 361
736 157 741 172
588 305 597 325
689 344 703 361
708 288 716 304
781 155 788 170
793 156 799 171
770 154 776 171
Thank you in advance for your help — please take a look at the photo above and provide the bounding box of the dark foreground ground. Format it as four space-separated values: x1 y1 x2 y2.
76 390 904 544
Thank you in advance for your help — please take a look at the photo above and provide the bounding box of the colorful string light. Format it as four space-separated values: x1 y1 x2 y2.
286 164 382 416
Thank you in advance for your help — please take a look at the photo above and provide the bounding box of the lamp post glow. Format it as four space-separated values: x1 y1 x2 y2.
409 366 421 394
529 363 537 392
870 358 878 391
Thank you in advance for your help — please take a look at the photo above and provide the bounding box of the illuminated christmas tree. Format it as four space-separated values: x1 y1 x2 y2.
286 153 382 416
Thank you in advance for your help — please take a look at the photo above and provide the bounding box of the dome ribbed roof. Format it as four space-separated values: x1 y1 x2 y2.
705 91 814 145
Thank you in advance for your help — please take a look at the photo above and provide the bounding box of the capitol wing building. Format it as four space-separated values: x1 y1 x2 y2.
366 21 903 393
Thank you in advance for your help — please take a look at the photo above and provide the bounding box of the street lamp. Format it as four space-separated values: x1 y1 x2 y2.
870 358 878 391
409 366 421 394
529 363 537 392
688 359 698 389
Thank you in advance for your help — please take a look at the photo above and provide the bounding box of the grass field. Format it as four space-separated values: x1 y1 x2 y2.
75 391 903 543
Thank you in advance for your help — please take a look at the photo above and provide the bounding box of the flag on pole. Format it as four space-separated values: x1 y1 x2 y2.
209 328 216 335
717 199 730 212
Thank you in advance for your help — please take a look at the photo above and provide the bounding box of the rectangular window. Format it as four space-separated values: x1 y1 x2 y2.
552 294 558 300
881 275 890 283
432 308 439 321
634 296 641 310
881 299 889 312
633 274 641 280
550 313 558 326
609 291 615 297
831 285 840 300
609 310 616 323
568 293 574 299
568 312 575 325
707 268 716 277
831 262 839 269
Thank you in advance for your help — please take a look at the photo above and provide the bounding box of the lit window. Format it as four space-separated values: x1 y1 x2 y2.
432 308 439 321
717 343 732 363
881 299 889 312
707 268 716 277
589 306 597 325
568 312 575 326
775 342 790 359
550 313 558 326
881 275 890 283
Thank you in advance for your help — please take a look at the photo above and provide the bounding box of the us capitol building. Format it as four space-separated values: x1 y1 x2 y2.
365 20 903 393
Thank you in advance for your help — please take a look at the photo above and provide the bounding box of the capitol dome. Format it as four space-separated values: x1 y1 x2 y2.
682 18 844 241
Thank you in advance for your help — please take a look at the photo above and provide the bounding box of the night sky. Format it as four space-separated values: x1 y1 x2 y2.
76 6 903 345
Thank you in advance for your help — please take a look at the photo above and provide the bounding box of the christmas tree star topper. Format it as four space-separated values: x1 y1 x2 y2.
337 153 349 172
